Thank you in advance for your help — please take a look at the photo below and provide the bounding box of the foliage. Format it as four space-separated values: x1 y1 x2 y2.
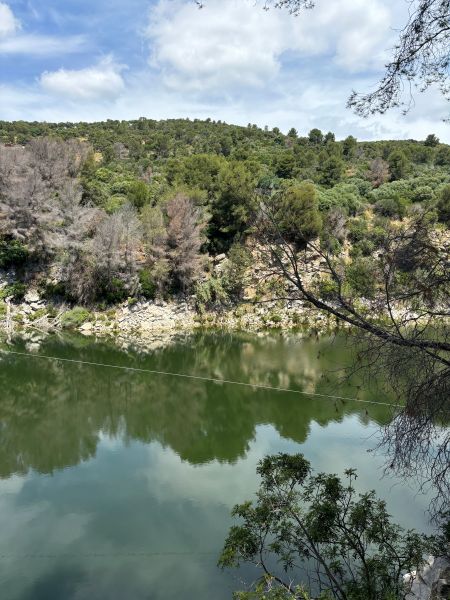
274 182 322 248
388 150 409 181
437 185 450 224
60 307 92 329
0 237 29 269
138 269 157 300
346 257 377 298
220 453 432 600
1 282 27 301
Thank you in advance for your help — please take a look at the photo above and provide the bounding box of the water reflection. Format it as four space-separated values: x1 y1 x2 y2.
0 332 424 600
0 332 392 475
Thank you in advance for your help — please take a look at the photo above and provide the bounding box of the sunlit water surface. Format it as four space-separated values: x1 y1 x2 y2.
0 331 434 599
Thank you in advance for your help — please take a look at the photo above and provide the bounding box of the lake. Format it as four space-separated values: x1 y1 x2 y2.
0 331 434 599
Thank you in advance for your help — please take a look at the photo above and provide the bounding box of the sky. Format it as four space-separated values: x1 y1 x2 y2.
0 0 449 140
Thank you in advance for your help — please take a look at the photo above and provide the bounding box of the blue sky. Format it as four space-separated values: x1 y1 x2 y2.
1 0 449 141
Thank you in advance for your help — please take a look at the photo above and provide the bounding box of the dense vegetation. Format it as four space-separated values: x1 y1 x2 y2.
0 118 449 309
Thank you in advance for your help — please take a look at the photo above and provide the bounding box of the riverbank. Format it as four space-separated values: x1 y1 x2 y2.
0 287 339 344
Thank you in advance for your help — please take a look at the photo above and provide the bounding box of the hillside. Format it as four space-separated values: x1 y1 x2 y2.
0 118 449 323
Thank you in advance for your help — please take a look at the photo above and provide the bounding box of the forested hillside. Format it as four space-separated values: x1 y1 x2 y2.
0 118 449 310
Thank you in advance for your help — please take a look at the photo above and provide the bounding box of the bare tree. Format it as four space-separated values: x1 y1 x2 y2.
166 194 206 292
141 204 171 293
348 0 450 116
196 0 450 116
196 0 313 11
0 139 92 255
256 199 450 514
65 203 142 303
368 158 390 188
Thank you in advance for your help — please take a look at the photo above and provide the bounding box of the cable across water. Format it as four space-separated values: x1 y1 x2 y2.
2 350 402 408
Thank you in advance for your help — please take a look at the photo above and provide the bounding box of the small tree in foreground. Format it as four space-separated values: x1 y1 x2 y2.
219 453 434 600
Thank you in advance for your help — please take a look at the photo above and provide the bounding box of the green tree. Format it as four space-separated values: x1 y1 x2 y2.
424 133 439 147
388 150 409 180
435 145 450 166
308 128 323 145
274 182 322 248
126 180 149 209
318 155 344 187
219 453 432 600
342 135 357 158
437 185 450 224
275 151 296 179
210 162 256 252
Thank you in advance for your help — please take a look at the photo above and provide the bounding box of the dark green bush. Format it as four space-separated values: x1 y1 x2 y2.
139 269 157 300
0 237 29 269
346 258 377 298
374 195 407 219
2 282 27 301
98 277 128 304
61 307 91 329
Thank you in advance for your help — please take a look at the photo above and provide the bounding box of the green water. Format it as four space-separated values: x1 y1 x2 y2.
0 332 432 599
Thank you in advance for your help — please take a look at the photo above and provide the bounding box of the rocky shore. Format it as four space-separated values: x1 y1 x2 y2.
0 287 339 345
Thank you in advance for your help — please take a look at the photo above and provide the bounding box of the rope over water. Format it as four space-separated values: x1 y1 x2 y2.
2 350 402 408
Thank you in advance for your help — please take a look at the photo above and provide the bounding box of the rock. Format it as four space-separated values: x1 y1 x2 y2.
80 322 93 332
215 253 226 263
30 301 44 311
405 556 450 600
24 290 40 303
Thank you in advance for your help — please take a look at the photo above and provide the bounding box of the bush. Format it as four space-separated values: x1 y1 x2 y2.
347 218 369 244
437 185 450 224
28 308 48 322
225 244 252 299
317 278 339 300
61 307 91 329
346 258 377 298
0 237 29 269
374 195 407 219
97 277 128 304
0 282 27 301
220 453 432 600
139 269 157 300
41 281 68 300
275 182 322 248
195 277 228 311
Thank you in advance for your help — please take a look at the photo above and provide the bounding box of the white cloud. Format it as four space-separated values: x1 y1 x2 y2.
146 0 392 92
0 2 86 57
0 33 86 55
40 56 126 101
0 2 19 38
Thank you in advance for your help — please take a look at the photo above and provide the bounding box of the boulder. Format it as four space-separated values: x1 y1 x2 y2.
24 290 40 303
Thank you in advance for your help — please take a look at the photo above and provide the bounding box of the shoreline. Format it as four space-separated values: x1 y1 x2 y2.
0 291 340 347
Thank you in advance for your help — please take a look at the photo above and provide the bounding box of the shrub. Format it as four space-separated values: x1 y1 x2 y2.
346 258 377 298
275 182 322 249
374 195 407 219
2 282 27 301
317 278 339 300
61 307 91 329
195 277 228 310
437 185 450 224
220 453 433 600
97 277 128 304
29 308 48 321
0 237 29 269
41 281 68 300
267 312 283 325
0 302 6 318
139 269 157 300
